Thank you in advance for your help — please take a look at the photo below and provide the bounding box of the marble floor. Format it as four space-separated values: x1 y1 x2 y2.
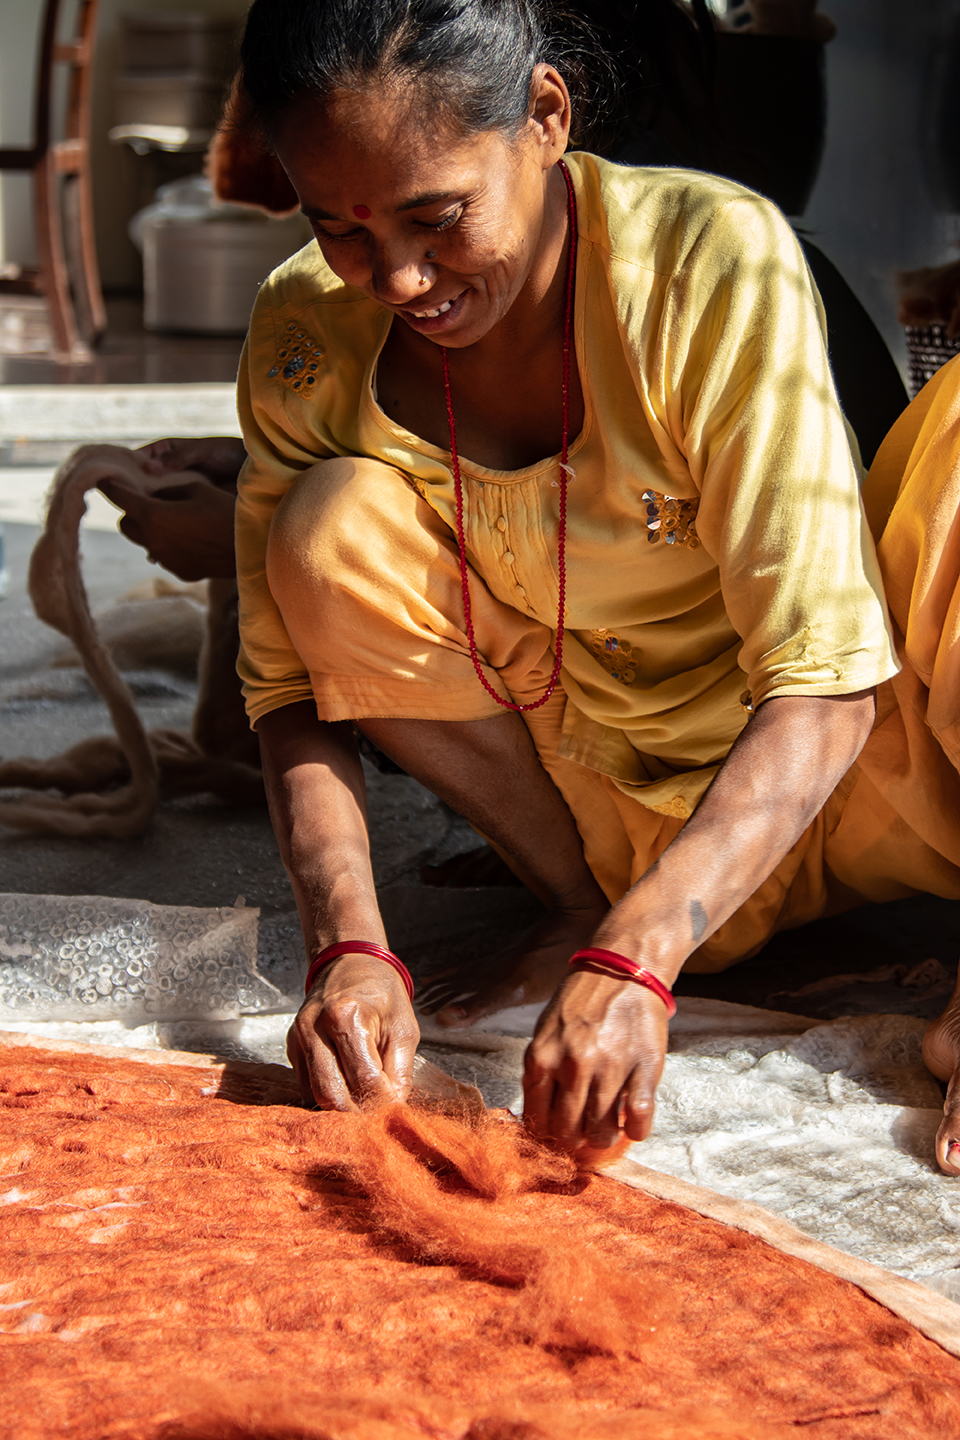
0 294 242 388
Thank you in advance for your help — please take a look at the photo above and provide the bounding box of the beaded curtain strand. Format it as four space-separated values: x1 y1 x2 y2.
442 158 578 714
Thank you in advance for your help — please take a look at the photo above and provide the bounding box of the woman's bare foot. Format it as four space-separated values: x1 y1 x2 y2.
921 966 960 1175
417 896 608 1028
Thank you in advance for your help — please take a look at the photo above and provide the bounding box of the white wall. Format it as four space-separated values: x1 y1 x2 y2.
0 0 45 266
804 0 960 373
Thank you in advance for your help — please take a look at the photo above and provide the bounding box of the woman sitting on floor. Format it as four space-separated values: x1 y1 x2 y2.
225 0 960 1172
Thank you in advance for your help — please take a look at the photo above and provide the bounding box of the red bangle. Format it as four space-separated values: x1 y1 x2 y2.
304 941 414 1002
568 947 677 1018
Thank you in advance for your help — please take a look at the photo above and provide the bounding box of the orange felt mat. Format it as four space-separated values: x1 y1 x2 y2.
2 1041 959 1440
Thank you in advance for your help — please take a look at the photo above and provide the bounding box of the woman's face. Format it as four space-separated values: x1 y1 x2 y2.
272 71 570 349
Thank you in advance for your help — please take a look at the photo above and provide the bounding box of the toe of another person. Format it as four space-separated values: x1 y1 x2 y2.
936 1107 960 1175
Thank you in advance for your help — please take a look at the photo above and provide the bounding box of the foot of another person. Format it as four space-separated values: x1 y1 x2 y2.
921 968 960 1175
417 898 609 1029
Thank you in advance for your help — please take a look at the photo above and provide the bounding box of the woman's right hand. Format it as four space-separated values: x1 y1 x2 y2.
258 707 413 1109
286 953 420 1109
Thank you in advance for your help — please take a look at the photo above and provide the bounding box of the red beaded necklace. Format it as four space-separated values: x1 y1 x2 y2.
441 157 578 713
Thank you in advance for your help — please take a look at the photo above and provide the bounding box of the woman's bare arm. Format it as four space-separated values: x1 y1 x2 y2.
523 689 877 1151
257 701 419 1108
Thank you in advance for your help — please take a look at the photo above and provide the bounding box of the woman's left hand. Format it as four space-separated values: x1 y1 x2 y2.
523 968 669 1151
522 691 878 1155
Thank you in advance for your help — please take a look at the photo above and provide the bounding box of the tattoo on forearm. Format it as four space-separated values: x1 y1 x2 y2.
690 898 708 945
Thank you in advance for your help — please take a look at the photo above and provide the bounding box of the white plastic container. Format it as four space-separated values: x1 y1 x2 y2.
131 178 311 335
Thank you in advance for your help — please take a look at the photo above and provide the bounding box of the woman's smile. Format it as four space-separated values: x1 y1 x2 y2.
400 289 469 333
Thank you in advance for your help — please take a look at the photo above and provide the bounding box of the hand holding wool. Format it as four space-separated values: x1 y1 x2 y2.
98 476 238 581
523 968 669 1153
136 435 247 491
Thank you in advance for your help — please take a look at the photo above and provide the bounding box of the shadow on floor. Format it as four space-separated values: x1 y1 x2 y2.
674 893 960 1023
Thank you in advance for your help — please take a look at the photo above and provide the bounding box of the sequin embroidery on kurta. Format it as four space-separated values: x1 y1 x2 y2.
590 630 638 684
267 321 324 391
642 490 700 548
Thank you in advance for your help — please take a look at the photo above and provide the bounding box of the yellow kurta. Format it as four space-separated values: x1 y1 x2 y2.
233 154 960 969
235 154 898 822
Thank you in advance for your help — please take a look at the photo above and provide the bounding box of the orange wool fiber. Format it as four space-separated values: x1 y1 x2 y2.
338 1104 663 1355
571 1131 634 1171
2 1042 960 1440
153 1387 791 1439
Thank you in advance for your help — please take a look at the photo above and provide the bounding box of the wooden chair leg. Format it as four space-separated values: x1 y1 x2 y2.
62 168 106 344
78 161 106 341
33 154 89 361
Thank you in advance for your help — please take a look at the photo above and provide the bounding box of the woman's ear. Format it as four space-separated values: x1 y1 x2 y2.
527 64 571 166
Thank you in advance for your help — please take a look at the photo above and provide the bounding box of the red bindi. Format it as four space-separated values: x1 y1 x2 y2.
352 204 371 218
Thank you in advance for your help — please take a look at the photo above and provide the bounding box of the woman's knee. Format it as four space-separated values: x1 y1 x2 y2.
267 457 431 605
265 456 462 662
269 457 405 568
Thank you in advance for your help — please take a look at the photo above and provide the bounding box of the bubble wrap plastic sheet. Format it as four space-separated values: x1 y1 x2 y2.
0 892 284 1022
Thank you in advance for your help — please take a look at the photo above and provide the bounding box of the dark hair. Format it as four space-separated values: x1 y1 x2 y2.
572 0 720 164
239 0 613 145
